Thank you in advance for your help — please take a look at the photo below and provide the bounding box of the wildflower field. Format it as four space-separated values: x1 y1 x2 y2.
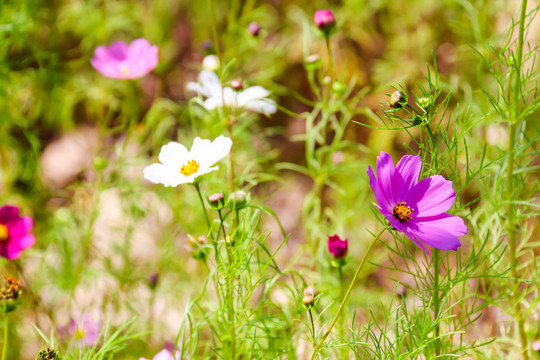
1 0 539 359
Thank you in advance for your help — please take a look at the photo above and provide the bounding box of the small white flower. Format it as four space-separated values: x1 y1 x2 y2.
143 135 232 187
202 55 220 71
187 70 277 115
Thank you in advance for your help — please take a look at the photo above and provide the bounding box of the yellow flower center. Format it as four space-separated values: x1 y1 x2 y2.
120 66 129 76
0 225 8 242
393 202 414 222
74 328 85 340
180 160 200 176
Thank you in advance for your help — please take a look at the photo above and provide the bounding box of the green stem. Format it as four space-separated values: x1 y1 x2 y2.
208 0 221 58
193 183 211 231
509 1 529 359
218 210 236 359
311 227 386 359
1 312 7 360
433 249 441 356
309 308 316 344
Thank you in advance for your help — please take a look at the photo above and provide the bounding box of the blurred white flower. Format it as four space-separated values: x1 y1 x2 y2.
187 70 277 115
143 135 232 187
202 54 220 71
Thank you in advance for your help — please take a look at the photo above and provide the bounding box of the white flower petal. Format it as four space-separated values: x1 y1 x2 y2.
186 81 209 97
199 70 221 88
245 99 277 114
194 165 219 177
144 163 189 187
204 98 217 110
158 142 189 167
190 137 213 155
237 86 271 106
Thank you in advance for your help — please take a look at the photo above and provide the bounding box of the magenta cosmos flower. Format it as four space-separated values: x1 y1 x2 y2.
327 234 348 259
0 205 35 260
91 38 158 80
367 151 467 252
313 9 336 34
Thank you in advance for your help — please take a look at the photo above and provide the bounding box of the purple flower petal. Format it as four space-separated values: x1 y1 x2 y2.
375 152 397 206
406 175 456 217
394 155 421 200
405 214 466 252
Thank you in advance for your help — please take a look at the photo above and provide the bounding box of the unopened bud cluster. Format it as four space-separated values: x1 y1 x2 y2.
0 275 22 313
36 348 61 360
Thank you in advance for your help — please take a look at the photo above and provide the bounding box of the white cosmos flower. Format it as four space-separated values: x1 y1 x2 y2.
143 135 232 187
186 70 277 115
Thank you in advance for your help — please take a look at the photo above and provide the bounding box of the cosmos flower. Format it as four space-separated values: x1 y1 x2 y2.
0 205 35 260
68 313 101 347
140 349 181 360
143 135 232 187
367 151 467 252
313 9 336 35
327 234 348 259
186 70 277 115
91 38 158 80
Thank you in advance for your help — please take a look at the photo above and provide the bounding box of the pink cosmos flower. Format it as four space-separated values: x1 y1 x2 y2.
140 349 181 360
91 38 158 80
68 313 101 347
367 151 467 253
313 9 336 34
0 205 35 260
327 234 348 259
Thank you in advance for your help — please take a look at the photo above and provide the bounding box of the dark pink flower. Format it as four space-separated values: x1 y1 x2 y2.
0 205 35 260
327 234 348 259
248 22 261 36
91 38 158 80
367 151 467 252
313 9 336 34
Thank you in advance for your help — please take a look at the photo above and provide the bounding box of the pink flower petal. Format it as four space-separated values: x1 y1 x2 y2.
375 151 397 206
5 216 33 239
394 154 421 200
0 206 19 223
405 214 466 252
406 175 456 217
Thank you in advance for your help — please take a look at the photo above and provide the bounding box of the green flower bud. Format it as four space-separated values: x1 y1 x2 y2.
228 190 249 208
417 96 432 109
389 91 407 109
332 80 346 95
209 193 226 210
0 276 22 313
302 286 316 308
36 348 61 360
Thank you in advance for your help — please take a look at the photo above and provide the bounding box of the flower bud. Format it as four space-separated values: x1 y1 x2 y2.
302 286 316 308
313 9 336 35
35 348 61 360
417 96 432 109
188 235 208 261
202 55 220 71
332 80 346 95
148 273 159 290
0 276 22 313
209 193 225 209
231 80 243 90
228 190 248 208
327 235 348 266
389 91 407 109
248 22 261 36
304 54 322 71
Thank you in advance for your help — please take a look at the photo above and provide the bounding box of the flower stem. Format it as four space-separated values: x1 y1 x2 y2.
193 182 211 231
433 248 441 356
208 0 221 58
308 308 316 344
1 312 7 360
227 114 236 192
218 209 236 359
508 1 529 359
311 227 386 359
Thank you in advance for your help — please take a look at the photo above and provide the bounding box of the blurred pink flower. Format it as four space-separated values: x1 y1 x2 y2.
140 349 181 360
68 314 101 347
0 205 35 260
313 9 336 34
327 234 348 259
91 38 158 79
367 151 467 253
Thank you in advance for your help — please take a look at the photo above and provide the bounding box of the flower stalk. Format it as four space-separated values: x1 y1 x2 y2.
311 227 386 359
433 248 441 356
1 312 7 360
